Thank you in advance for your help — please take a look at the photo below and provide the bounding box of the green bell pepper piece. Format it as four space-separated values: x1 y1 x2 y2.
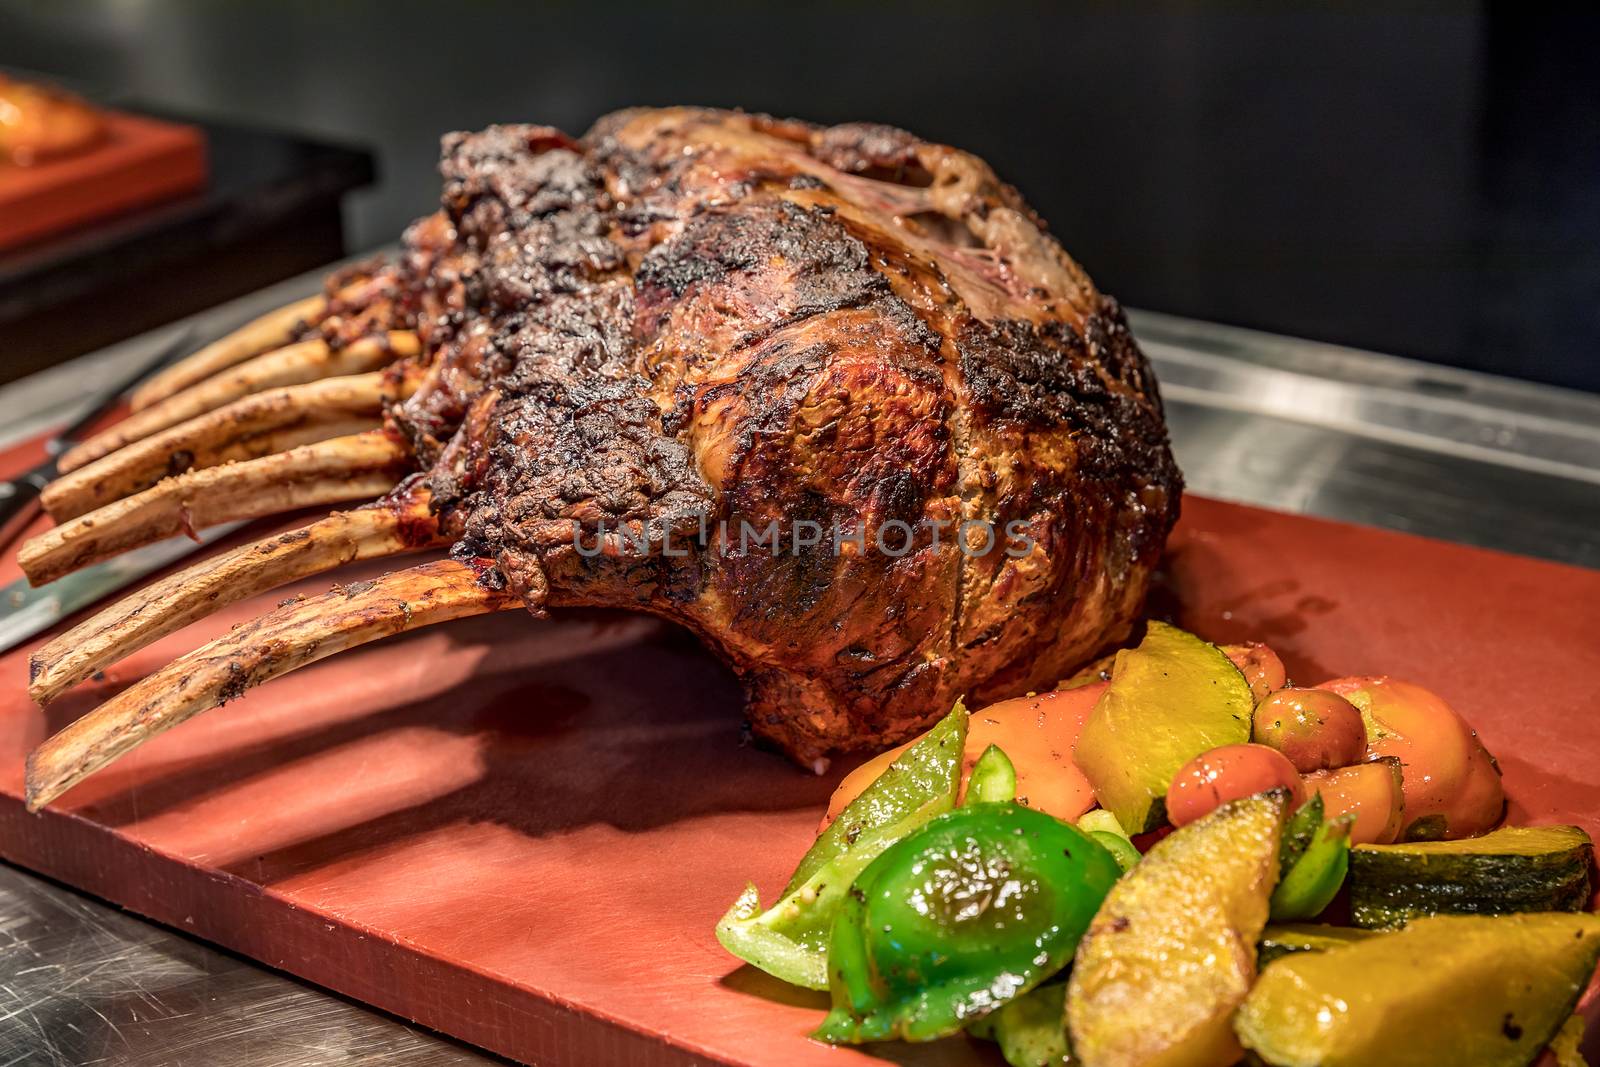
1075 808 1126 837
968 980 1072 1067
1278 793 1324 880
717 795 950 989
966 744 1017 805
1271 803 1354 921
1086 830 1141 873
785 701 968 894
716 703 968 988
815 803 1121 1044
1076 808 1140 874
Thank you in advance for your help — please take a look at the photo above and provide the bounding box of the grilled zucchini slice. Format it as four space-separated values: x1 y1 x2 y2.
1348 824 1593 929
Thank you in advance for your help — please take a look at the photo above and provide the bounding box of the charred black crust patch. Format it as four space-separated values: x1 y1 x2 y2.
439 125 589 232
463 364 712 605
636 199 889 311
959 306 1176 470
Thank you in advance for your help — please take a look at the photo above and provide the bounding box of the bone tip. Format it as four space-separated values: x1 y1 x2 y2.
55 443 95 474
15 551 44 587
129 377 171 411
15 541 56 589
27 664 63 708
25 654 53 706
22 751 60 813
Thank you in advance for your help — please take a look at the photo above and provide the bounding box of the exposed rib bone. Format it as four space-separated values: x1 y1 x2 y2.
60 331 421 473
42 370 422 521
130 296 327 411
27 493 443 705
19 431 411 586
25 558 521 810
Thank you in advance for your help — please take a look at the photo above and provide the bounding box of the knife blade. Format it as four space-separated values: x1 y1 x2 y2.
0 523 244 655
0 329 194 554
0 328 216 654
0 460 57 551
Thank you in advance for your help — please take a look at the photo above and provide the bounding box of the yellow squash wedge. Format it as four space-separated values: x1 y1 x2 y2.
1236 912 1600 1067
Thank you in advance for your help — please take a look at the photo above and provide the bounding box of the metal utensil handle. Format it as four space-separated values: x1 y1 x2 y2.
0 327 191 553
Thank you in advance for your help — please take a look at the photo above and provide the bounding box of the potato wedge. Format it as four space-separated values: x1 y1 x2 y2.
1066 790 1287 1067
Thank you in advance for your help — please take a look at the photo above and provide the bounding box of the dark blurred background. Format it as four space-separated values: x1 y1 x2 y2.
2 2 1597 391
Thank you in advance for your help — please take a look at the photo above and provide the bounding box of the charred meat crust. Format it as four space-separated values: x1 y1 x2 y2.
364 109 1180 764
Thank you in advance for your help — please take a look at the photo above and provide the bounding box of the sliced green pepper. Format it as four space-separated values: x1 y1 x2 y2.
1077 808 1140 874
1278 793 1324 879
1271 800 1354 922
968 980 1071 1067
1273 796 1350 921
814 803 1121 1044
966 744 1017 805
1085 830 1141 874
1074 808 1126 837
716 703 968 989
786 702 968 893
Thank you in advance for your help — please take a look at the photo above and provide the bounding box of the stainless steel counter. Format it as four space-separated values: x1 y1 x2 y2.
2 272 1598 1066
0 862 490 1067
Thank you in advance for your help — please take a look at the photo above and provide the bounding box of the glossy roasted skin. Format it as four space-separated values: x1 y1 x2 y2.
287 108 1182 765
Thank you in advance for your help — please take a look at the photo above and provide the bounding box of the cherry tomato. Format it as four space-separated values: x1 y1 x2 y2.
1252 687 1366 773
1165 743 1306 828
1223 642 1288 702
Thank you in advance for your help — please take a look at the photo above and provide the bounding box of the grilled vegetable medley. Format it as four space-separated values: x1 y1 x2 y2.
718 622 1598 1066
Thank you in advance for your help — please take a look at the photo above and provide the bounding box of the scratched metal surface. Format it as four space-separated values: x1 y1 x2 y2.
0 865 497 1067
0 268 1597 1067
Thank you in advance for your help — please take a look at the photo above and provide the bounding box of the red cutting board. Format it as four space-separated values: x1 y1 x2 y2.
0 449 1597 1063
0 109 207 250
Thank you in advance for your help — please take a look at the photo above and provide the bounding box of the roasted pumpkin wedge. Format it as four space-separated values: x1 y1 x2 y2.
1073 622 1254 834
1066 790 1287 1067
1236 913 1600 1067
1549 1015 1589 1067
1348 823 1594 929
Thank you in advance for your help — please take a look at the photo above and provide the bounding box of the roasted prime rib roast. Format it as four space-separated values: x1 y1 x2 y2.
20 107 1180 806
